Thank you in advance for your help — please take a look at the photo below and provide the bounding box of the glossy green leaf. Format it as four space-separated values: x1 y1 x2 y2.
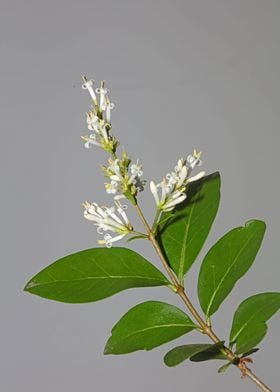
104 301 196 354
230 292 280 355
164 344 213 367
24 248 169 303
198 220 266 317
159 172 221 281
190 341 226 362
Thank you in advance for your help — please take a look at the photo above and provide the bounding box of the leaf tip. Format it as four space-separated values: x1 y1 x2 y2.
163 354 172 367
245 219 266 232
103 342 111 355
23 279 35 292
217 362 232 373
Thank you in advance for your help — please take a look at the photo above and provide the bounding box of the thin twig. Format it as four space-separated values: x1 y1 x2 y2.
244 368 272 392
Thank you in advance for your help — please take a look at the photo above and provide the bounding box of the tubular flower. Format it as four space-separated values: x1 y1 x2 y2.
187 149 203 169
81 76 118 153
150 151 205 212
83 201 133 247
103 154 146 201
81 133 102 149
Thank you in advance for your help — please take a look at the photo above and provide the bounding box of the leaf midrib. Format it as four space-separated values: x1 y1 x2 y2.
174 195 218 279
27 275 168 289
178 205 194 279
111 323 194 344
231 300 279 343
206 233 255 316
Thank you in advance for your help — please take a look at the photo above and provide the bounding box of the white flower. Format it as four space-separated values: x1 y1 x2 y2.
150 152 205 212
105 101 115 123
99 123 109 143
188 171 205 182
113 194 126 201
81 134 102 148
100 233 125 247
166 159 188 188
150 181 160 205
105 181 118 194
96 83 108 110
86 111 99 131
130 161 143 178
83 201 133 247
128 160 145 188
162 190 187 212
150 180 186 212
107 159 124 183
187 149 202 169
82 77 98 104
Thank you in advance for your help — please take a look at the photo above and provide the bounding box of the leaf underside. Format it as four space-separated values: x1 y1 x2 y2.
164 341 226 367
218 362 232 373
198 220 266 317
104 301 196 355
24 247 169 303
190 341 226 362
159 172 221 281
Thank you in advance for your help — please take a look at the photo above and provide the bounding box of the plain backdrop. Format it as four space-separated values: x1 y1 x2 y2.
1 1 280 391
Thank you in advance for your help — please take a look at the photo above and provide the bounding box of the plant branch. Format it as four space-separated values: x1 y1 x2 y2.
134 202 272 392
134 204 178 287
245 369 272 392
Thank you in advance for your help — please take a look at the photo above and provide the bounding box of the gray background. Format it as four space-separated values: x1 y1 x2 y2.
1 0 280 391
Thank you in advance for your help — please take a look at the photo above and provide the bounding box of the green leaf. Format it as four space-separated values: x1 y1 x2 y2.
126 234 147 242
240 348 259 358
24 247 170 303
104 301 196 354
164 344 213 367
218 362 232 373
230 292 280 355
198 220 266 317
159 172 221 281
190 341 226 362
164 342 226 367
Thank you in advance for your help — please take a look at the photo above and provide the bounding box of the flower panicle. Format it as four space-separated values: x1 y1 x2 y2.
81 77 205 244
81 76 118 154
150 150 205 212
81 76 146 217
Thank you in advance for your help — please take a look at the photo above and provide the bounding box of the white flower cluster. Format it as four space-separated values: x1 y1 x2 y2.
83 201 133 248
81 76 118 153
104 156 145 200
150 150 205 212
81 77 206 246
81 77 140 246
